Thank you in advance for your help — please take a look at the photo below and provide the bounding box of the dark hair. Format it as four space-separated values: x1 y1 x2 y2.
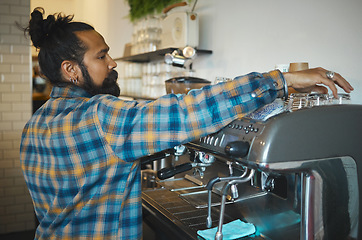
24 7 94 85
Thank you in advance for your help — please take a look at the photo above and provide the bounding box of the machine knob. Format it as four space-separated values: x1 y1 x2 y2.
224 141 250 158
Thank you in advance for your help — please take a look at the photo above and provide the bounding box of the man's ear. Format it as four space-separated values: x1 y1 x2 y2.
61 60 80 83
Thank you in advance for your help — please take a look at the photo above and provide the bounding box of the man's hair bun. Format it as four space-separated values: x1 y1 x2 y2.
28 7 73 49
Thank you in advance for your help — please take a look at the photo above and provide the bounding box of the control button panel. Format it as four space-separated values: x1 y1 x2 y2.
227 123 259 134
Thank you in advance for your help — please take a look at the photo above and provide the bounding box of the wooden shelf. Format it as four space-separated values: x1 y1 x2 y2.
114 48 212 63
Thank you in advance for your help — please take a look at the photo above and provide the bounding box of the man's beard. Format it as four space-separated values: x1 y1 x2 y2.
79 63 120 97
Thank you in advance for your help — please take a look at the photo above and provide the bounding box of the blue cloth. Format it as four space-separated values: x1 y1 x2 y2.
246 99 286 121
197 219 256 240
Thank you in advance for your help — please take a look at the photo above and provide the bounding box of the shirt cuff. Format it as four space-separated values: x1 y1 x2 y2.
262 70 288 100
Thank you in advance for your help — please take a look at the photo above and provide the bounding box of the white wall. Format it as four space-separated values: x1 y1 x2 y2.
193 0 362 104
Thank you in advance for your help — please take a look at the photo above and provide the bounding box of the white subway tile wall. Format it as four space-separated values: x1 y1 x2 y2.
0 0 35 234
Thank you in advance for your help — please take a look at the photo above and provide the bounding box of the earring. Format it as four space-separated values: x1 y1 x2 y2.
69 77 78 84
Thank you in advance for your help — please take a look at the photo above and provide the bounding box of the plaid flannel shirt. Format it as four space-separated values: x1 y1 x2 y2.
20 70 285 239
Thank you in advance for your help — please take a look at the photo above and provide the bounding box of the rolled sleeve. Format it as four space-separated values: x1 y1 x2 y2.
262 70 287 99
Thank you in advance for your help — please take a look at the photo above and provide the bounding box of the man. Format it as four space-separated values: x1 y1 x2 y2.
20 8 353 240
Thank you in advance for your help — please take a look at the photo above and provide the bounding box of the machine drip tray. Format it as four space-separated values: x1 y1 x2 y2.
157 175 205 192
180 184 267 209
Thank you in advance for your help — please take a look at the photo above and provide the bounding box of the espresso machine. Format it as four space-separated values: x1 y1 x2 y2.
141 103 362 240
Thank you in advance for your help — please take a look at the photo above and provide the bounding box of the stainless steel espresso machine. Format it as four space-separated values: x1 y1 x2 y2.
141 103 362 240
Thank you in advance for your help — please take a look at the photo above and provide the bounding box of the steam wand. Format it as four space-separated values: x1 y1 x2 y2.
205 163 249 228
214 169 255 240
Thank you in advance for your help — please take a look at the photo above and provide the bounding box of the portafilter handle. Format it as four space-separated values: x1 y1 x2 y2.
157 160 212 180
157 163 193 180
139 150 170 166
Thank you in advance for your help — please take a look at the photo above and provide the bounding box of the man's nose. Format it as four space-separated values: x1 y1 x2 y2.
108 56 117 69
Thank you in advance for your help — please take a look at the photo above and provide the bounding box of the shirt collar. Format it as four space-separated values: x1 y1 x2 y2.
50 85 93 99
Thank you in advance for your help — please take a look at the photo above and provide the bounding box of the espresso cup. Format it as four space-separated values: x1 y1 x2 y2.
289 62 309 72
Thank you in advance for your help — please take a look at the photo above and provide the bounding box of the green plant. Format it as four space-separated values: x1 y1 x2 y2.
126 0 186 22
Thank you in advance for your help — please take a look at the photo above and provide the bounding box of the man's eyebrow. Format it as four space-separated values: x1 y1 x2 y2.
98 47 110 54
